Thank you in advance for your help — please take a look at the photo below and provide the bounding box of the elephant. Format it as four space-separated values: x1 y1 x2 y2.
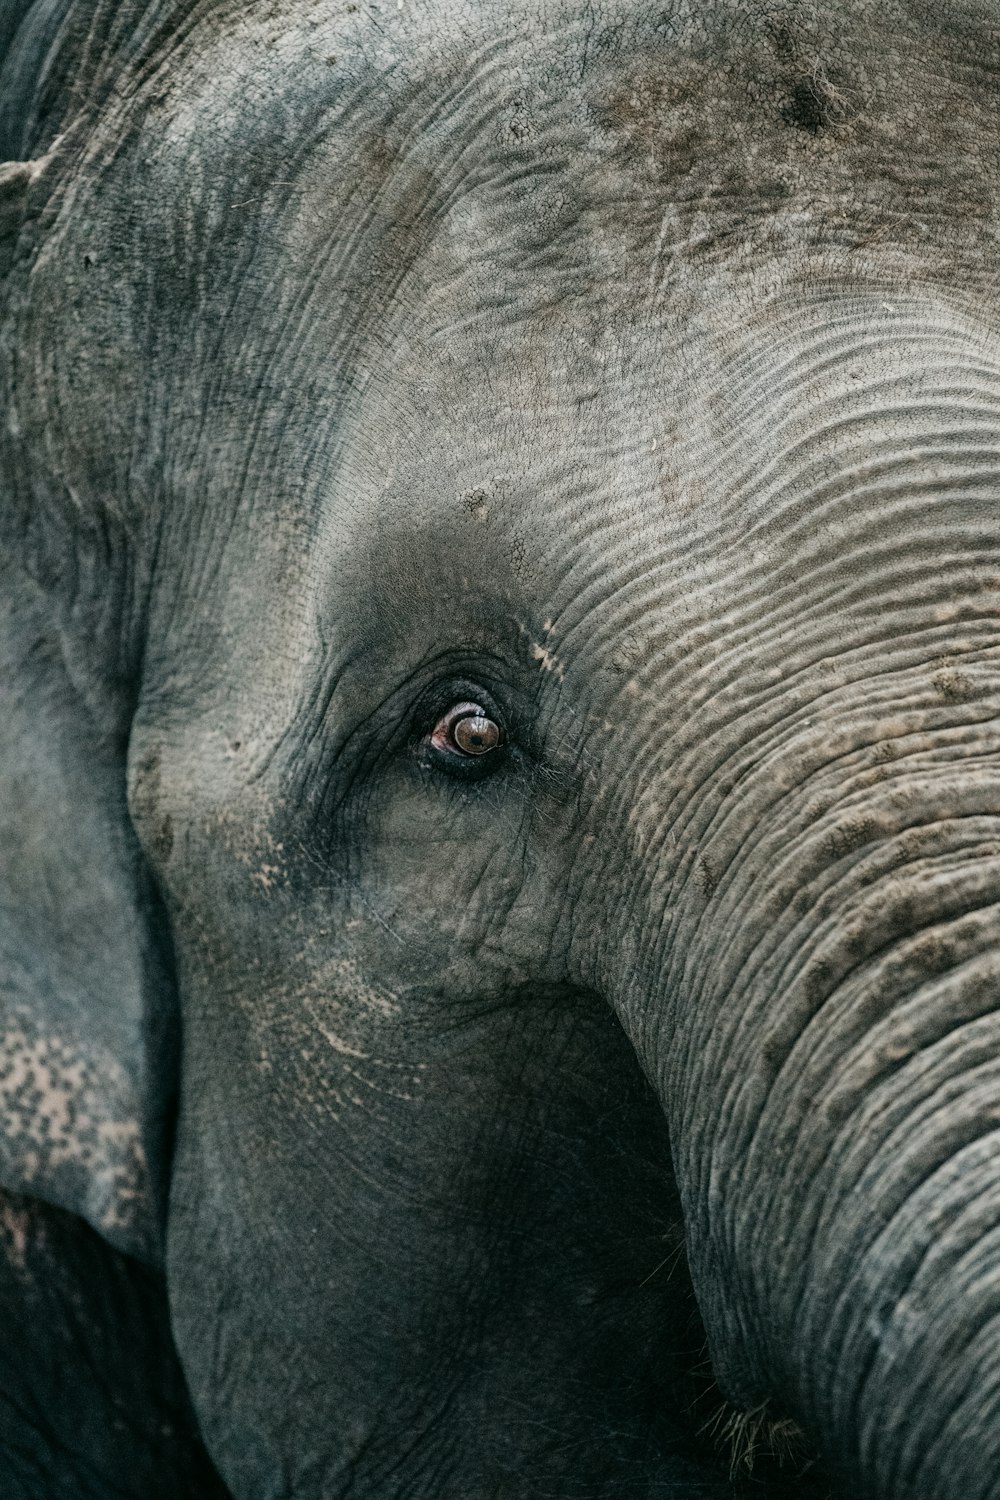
3 0 1000 1494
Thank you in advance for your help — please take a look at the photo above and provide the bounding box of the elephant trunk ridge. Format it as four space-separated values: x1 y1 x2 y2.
675 753 1000 1496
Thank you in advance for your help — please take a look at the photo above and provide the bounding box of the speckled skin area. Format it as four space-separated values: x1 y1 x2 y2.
3 1 1000 1497
0 1019 147 1234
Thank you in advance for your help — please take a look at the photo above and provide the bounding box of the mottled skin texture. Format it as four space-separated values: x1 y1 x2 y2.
2 0 1000 1497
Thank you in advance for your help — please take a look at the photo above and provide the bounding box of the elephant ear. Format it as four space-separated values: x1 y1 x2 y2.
0 6 169 1266
0 0 79 163
0 561 174 1267
0 0 83 274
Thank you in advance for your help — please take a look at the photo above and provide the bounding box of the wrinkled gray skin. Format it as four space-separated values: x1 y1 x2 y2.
3 0 1000 1496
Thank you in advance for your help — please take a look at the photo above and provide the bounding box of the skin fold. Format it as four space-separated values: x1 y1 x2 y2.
2 0 999 1495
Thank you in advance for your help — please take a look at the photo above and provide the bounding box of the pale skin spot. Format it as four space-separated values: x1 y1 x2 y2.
874 719 911 741
316 1027 369 1060
531 642 565 679
0 1030 88 1153
315 957 399 1017
883 1041 914 1063
0 1194 34 1272
0 1026 149 1240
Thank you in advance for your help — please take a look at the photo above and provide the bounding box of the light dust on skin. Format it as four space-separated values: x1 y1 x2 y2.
0 1190 37 1273
513 612 567 680
0 1024 148 1240
299 958 425 1118
530 640 565 678
250 954 411 1121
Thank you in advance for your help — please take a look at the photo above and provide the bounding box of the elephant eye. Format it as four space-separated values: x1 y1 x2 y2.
429 702 505 759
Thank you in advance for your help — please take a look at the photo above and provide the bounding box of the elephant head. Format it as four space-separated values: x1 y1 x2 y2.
3 0 1000 1496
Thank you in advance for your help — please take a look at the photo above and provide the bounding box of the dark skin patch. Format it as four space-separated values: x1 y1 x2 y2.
0 1189 230 1500
781 77 828 132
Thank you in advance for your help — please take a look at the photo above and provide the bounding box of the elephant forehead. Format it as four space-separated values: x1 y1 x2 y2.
79 0 997 326
318 282 1000 588
216 0 993 322
18 0 999 600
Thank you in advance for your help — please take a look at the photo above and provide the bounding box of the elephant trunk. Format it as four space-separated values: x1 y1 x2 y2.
624 294 1000 1497
677 786 1000 1497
